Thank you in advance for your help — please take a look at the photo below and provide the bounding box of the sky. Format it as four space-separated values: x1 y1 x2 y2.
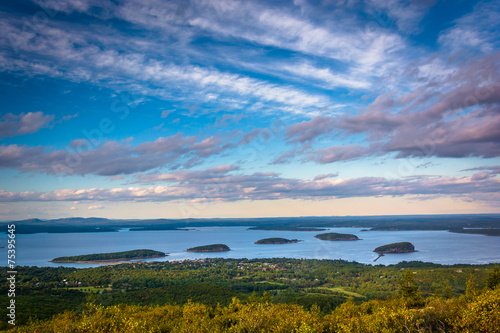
0 0 499 220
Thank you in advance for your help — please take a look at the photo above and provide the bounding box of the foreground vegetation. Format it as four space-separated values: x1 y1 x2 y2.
1 259 499 331
7 286 500 332
51 250 166 262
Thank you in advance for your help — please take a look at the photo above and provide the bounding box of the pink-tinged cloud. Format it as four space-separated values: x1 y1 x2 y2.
313 173 338 181
285 116 336 143
0 112 54 138
239 128 272 145
309 144 381 164
471 172 490 181
0 132 248 176
463 165 500 176
0 167 498 203
280 52 500 164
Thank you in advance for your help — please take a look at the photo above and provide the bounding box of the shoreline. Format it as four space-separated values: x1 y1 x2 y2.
50 254 168 265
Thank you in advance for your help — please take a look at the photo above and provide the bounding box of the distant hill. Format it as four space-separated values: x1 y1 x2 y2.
4 214 500 234
449 228 500 236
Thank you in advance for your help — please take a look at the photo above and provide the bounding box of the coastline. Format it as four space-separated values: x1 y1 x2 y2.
50 254 168 265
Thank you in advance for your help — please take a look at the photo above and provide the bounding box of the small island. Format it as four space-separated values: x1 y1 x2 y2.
51 249 167 264
315 232 360 241
186 244 231 252
248 226 326 231
374 242 416 254
255 238 300 244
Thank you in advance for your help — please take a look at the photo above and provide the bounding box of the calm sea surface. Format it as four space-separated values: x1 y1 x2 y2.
1 227 500 268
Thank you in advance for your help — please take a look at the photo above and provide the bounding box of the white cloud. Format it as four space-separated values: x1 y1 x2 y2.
0 19 329 114
438 1 500 54
280 62 371 90
365 0 434 34
189 0 405 71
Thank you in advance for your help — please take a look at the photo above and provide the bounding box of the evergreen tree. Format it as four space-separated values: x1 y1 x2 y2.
486 263 500 290
399 269 423 307
465 274 478 298
441 280 454 299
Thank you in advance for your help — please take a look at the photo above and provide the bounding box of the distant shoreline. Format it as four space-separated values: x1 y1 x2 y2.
49 253 167 265
51 249 167 264
6 214 500 235
50 255 167 265
51 259 140 265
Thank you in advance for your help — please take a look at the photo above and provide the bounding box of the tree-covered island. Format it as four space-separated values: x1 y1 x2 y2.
186 244 231 252
374 242 416 254
248 226 326 231
51 249 167 263
255 238 300 244
315 232 360 241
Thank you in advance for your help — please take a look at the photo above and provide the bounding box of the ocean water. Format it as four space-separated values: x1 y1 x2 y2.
1 227 499 268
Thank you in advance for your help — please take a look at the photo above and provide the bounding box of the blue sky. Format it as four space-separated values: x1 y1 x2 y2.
0 0 499 220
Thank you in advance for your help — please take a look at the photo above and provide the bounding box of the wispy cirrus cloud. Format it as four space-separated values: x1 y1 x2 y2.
0 8 330 114
438 1 500 54
462 165 500 177
0 0 412 116
365 0 435 34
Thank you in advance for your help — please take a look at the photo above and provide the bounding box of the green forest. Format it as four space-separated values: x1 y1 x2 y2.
1 258 500 332
374 242 416 254
315 233 360 241
186 244 231 252
254 238 299 244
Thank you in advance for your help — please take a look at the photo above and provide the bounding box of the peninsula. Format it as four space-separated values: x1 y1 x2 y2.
186 244 231 252
315 232 360 241
374 242 416 254
255 238 300 244
449 228 500 237
51 249 167 263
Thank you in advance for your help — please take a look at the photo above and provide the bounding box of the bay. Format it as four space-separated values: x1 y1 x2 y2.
1 227 499 268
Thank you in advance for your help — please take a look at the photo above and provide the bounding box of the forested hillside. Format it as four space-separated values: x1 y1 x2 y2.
1 259 499 332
